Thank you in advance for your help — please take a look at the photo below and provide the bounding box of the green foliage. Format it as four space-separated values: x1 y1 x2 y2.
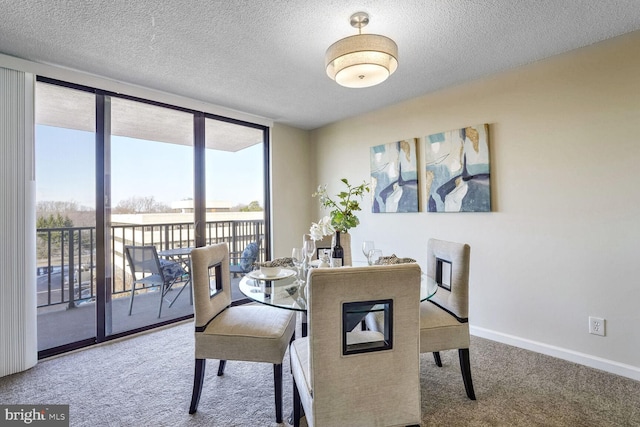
240 201 263 212
313 178 370 232
36 213 74 258
36 212 73 229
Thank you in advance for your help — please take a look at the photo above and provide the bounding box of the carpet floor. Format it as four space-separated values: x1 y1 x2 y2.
1 321 638 426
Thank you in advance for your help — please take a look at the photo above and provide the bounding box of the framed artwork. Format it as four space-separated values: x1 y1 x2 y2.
424 124 490 212
370 139 419 213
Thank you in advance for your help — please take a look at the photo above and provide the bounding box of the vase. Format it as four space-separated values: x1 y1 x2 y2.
332 231 344 267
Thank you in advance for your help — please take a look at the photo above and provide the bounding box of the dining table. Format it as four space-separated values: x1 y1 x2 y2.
239 265 438 320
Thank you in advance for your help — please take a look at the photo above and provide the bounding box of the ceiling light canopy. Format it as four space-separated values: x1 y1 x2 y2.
325 12 398 89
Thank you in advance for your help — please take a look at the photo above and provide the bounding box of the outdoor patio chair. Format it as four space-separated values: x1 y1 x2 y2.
124 245 186 318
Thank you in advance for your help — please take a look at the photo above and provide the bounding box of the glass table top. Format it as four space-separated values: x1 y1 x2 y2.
239 267 438 312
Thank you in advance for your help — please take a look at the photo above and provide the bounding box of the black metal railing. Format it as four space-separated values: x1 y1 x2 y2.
36 219 264 309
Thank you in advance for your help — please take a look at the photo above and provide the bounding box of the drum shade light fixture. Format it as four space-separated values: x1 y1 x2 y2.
325 12 398 88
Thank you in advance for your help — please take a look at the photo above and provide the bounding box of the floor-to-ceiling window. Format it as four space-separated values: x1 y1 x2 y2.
110 96 195 334
35 78 269 357
35 82 97 353
205 117 267 300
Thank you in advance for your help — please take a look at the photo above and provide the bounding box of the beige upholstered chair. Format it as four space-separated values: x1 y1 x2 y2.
188 243 296 422
290 264 422 427
305 232 352 266
420 238 476 400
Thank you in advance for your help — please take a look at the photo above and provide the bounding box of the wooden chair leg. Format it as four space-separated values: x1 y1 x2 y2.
458 348 476 400
189 358 206 414
274 363 283 423
433 351 442 367
217 360 226 376
293 377 301 427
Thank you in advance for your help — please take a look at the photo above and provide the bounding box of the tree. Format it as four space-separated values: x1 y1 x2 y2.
240 201 263 212
113 196 170 214
36 213 74 259
36 212 73 229
37 200 80 214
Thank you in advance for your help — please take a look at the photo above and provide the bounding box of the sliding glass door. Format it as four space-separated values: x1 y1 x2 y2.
35 82 97 352
35 78 270 356
204 117 268 300
109 97 194 334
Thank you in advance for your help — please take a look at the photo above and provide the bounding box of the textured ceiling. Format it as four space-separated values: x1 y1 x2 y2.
1 1 639 130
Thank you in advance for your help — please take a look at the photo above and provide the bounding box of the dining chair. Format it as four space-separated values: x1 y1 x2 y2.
305 232 352 266
124 245 186 318
188 242 296 423
290 264 422 427
420 238 476 400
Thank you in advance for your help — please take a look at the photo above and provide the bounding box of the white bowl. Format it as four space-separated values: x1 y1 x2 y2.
260 266 281 277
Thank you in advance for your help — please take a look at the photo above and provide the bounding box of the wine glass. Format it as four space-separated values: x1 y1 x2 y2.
368 249 383 266
362 241 375 261
291 247 303 280
303 238 316 264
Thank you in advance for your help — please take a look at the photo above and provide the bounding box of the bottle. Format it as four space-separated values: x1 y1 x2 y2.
332 231 344 267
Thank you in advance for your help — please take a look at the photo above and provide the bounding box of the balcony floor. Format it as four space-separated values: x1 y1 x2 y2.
37 277 245 352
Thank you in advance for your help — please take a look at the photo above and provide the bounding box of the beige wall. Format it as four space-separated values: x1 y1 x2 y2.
270 123 313 257
302 31 640 378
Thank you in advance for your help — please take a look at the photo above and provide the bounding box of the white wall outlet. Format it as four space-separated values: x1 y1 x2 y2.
589 316 605 336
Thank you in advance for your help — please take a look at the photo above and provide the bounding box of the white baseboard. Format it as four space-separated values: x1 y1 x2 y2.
470 326 640 382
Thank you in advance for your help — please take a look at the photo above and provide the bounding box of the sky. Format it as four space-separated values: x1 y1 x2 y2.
35 125 264 209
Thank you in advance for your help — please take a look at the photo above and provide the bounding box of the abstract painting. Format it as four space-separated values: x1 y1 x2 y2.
370 139 419 213
424 124 490 212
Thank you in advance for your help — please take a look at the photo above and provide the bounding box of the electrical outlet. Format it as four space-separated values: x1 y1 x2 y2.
589 316 605 336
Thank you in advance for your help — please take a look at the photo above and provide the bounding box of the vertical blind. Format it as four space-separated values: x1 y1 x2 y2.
0 67 37 377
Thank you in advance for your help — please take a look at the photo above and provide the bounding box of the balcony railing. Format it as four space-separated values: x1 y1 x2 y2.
36 219 264 309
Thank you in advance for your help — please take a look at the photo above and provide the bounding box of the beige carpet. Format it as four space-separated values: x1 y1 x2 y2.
1 321 638 426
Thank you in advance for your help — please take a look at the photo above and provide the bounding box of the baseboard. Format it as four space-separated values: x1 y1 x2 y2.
470 326 640 382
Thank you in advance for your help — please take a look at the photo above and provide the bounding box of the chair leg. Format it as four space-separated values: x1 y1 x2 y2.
217 360 226 376
189 359 206 414
433 351 442 367
157 284 166 318
458 348 476 400
293 377 301 427
128 284 136 315
273 363 283 423
218 360 227 377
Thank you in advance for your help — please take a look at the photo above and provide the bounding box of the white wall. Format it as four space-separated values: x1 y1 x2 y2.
306 31 640 379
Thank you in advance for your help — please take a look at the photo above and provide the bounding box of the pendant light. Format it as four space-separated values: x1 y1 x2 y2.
325 12 398 88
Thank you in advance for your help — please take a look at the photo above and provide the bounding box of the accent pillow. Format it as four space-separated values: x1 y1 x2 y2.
159 259 186 281
239 242 259 272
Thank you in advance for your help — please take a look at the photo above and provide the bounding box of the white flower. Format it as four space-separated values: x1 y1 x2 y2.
309 216 335 241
